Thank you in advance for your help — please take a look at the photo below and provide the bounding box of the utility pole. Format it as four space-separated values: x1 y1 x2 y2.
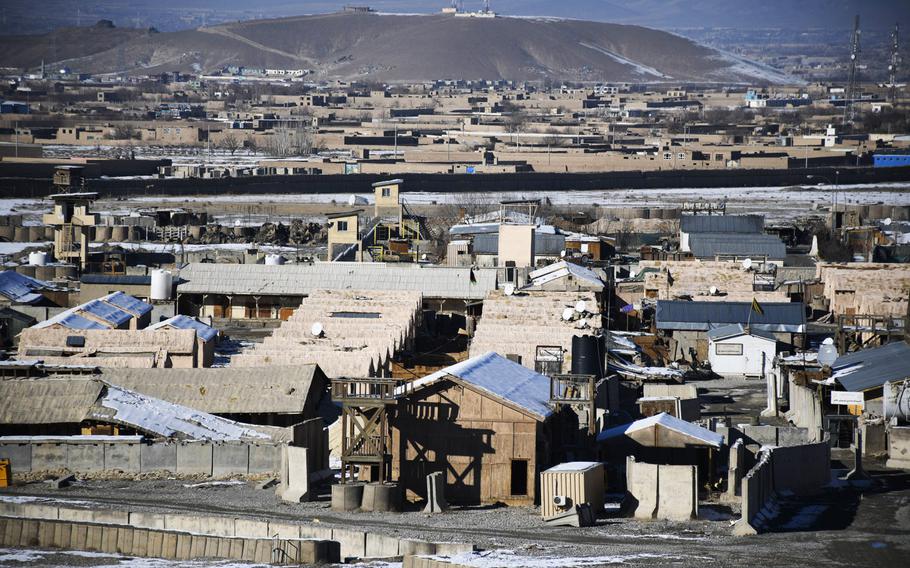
888 24 901 103
843 15 861 127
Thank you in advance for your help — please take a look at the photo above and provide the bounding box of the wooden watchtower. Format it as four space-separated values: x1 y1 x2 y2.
331 377 406 484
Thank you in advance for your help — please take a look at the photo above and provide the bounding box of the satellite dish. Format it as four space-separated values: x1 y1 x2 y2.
560 250 567 258
629 270 636 278
420 253 428 260
741 258 753 270
311 322 324 337
822 337 834 345
709 285 718 296
883 217 892 226
575 300 587 313
504 283 515 296
562 307 575 321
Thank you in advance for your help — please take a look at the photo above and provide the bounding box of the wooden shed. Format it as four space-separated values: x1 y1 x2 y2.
391 352 570 506
539 461 605 518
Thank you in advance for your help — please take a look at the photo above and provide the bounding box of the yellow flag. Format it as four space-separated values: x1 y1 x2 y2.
751 298 764 316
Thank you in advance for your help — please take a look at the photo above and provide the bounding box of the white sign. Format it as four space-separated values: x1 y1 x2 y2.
831 391 865 408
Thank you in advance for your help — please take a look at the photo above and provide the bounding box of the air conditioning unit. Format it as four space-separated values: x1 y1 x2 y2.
553 495 569 508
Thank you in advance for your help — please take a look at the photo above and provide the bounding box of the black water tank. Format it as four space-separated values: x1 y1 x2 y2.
571 334 603 378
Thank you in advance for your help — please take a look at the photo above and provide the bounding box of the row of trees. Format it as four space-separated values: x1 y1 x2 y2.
217 127 317 157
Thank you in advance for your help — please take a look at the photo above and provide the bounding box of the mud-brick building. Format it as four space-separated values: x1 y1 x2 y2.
391 352 573 506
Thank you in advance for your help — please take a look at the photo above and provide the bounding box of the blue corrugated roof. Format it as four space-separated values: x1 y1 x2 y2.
102 292 152 316
656 300 805 333
832 341 910 392
80 299 133 327
680 215 764 234
81 274 151 286
147 315 218 342
0 271 48 304
57 313 109 330
412 352 554 420
688 233 786 260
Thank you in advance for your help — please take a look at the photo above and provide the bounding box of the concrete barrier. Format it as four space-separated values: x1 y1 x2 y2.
332 527 367 559
212 444 249 477
0 442 31 472
625 457 658 520
733 449 774 536
657 464 697 521
771 441 830 496
104 441 141 472
0 516 339 565
175 443 213 476
886 426 910 469
366 532 401 557
31 442 67 471
66 443 105 472
140 443 178 473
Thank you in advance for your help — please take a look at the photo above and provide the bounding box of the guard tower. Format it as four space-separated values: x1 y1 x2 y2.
43 166 97 270
331 377 405 483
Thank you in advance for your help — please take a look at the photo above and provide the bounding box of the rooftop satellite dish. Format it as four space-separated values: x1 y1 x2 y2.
311 322 324 337
562 307 575 321
822 337 834 345
709 285 718 296
560 250 567 258
504 283 515 296
575 300 587 313
741 258 753 270
883 217 892 226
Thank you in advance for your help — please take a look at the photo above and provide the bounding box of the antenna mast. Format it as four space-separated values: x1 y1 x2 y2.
888 23 901 103
843 15 861 126
483 0 491 14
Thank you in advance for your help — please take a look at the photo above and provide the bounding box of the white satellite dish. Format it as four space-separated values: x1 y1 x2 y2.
822 337 834 345
629 270 636 278
883 217 892 226
560 250 567 258
741 258 753 270
709 285 718 296
311 322 324 337
504 283 515 296
575 300 587 313
562 307 575 321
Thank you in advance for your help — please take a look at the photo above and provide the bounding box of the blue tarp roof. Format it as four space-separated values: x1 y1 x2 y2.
0 271 48 304
656 300 805 333
147 315 218 342
831 341 910 392
55 313 108 330
680 215 764 234
81 274 151 286
102 292 152 316
410 352 554 421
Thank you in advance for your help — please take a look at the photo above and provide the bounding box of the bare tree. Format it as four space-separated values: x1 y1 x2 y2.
220 132 241 156
112 123 137 140
244 132 259 155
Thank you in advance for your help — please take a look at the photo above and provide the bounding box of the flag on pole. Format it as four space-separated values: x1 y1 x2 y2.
751 298 764 316
666 269 674 286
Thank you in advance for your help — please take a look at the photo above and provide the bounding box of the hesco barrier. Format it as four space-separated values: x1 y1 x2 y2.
0 499 475 561
2 165 909 198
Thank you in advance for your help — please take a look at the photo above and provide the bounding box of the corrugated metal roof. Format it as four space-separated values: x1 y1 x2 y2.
146 315 218 342
0 270 48 304
54 313 110 330
688 233 786 260
100 365 325 415
832 341 910 392
656 300 805 333
706 323 776 342
176 263 498 300
596 412 724 448
409 352 554 421
527 261 604 289
0 377 102 424
81 274 151 286
102 292 153 316
680 214 764 234
81 299 134 327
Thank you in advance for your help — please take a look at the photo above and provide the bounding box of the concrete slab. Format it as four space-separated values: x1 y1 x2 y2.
22 503 59 520
71 524 87 549
116 527 134 554
333 527 367 559
66 442 104 472
0 442 32 473
85 525 103 551
129 511 166 530
176 443 213 476
657 464 697 521
58 509 94 523
366 532 400 557
204 516 236 537
190 534 207 558
249 443 282 474
104 442 141 472
32 443 67 471
140 443 177 473
165 514 202 534
212 444 249 477
299 525 334 540
161 532 179 559
147 530 164 558
234 518 269 538
278 445 308 502
93 509 131 525
267 521 300 539
626 457 658 520
399 539 437 556
176 533 193 560
132 529 149 557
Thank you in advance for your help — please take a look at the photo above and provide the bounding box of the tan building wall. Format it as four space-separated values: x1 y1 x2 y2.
498 224 535 268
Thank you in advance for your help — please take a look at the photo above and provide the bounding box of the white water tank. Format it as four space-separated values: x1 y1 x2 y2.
150 269 174 301
265 254 286 266
27 251 48 266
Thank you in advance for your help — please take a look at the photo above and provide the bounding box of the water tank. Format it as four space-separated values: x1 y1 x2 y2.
571 334 604 379
818 340 838 367
28 251 48 266
884 380 910 421
265 254 286 266
150 269 174 301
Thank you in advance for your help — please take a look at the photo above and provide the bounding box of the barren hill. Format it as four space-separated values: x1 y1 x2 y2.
0 12 792 83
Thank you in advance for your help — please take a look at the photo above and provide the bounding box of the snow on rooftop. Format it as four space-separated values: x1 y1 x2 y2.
597 412 724 448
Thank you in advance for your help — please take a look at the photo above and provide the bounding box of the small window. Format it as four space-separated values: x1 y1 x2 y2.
382 187 391 197
677 152 686 160
510 459 528 496
663 152 672 160
336 220 348 231
66 335 86 348
715 343 743 356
